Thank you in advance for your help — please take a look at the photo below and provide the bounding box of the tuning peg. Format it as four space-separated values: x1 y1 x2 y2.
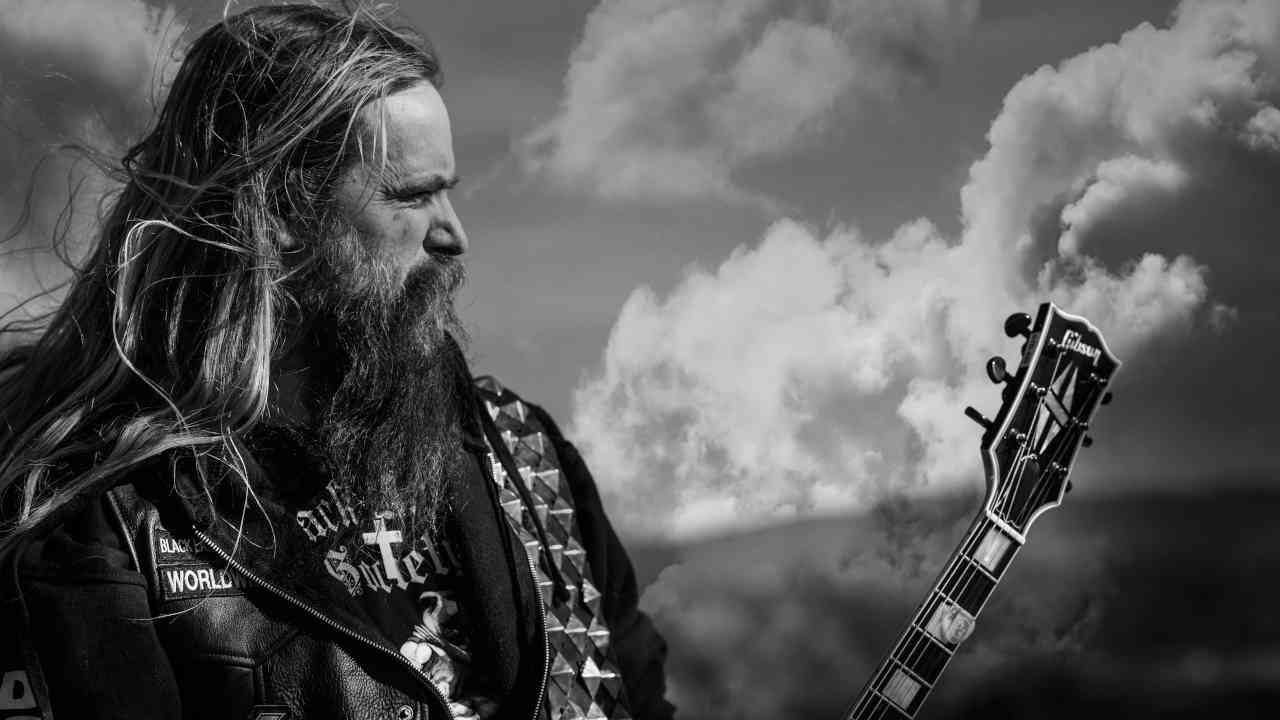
1101 392 1113 405
1065 481 1073 494
985 356 1014 385
1004 312 1032 339
1081 435 1094 448
964 406 993 432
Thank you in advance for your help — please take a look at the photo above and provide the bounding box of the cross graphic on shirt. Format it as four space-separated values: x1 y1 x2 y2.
362 512 404 585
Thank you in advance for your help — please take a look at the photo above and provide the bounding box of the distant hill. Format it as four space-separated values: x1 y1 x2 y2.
622 484 1280 719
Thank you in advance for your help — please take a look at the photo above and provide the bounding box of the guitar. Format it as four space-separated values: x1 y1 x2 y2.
841 302 1121 720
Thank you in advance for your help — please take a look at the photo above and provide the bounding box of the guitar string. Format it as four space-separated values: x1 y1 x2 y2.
870 370 1098 720
999 345 1068 524
989 343 1062 522
854 349 1105 720
1016 349 1105 524
861 440 1070 719
850 332 1100 720
855 374 1050 720
1023 378 1101 529
848 380 1051 720
852 513 992 720
1018 351 1103 527
859 365 1059 719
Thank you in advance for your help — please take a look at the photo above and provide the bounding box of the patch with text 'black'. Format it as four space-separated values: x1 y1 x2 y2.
152 527 248 601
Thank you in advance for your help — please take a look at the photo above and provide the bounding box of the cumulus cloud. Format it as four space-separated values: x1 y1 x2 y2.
0 0 182 110
572 0 1280 540
1242 105 1280 151
1056 156 1187 256
0 0 184 318
521 0 981 204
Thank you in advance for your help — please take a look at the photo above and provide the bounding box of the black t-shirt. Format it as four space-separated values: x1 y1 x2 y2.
245 426 524 720
303 477 499 719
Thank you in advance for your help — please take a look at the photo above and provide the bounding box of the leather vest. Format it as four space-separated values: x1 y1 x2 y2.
93 377 636 720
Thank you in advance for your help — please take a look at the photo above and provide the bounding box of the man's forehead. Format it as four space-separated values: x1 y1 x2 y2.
354 83 455 182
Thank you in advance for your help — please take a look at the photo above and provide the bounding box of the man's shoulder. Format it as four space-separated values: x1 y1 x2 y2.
6 486 146 585
3 451 185 587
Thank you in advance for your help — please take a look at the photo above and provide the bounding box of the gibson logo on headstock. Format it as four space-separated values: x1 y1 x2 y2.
1060 329 1100 364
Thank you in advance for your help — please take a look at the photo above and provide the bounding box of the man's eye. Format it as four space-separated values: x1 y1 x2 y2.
390 190 435 207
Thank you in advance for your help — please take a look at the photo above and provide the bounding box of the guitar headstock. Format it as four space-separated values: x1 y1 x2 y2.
964 302 1121 540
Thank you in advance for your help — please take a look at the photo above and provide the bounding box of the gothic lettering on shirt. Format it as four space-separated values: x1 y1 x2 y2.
301 479 458 596
324 544 364 596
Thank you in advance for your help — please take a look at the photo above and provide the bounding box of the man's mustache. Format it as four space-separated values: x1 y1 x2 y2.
406 252 466 296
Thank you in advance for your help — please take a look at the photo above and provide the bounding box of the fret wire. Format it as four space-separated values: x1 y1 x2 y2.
895 628 946 685
942 536 977 611
868 686 911 720
846 690 871 720
903 628 928 675
964 544 997 581
910 616 953 655
864 688 909 720
956 542 1022 622
889 656 932 689
889 517 988 711
850 513 1010 720
867 685 891 716
905 598 954 667
962 549 995 612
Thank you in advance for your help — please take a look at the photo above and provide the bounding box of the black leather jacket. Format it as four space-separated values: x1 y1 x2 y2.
0 380 673 720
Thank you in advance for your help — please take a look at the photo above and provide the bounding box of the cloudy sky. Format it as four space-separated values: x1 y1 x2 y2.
2 0 1278 716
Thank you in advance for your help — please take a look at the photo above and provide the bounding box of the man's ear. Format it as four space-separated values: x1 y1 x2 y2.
276 224 304 251
273 220 316 276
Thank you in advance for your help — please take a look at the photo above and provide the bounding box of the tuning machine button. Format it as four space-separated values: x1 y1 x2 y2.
1004 312 1032 339
1081 435 1094 448
964 406 994 432
985 356 1015 385
1101 391 1114 405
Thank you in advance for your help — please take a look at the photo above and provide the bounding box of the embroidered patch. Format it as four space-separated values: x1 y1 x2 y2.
245 705 291 720
0 669 42 719
154 527 201 561
157 563 248 600
152 528 247 601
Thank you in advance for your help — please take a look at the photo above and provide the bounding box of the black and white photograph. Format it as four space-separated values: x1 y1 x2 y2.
0 1 1276 718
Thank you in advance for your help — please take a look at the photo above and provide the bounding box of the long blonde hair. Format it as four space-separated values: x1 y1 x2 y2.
0 3 441 547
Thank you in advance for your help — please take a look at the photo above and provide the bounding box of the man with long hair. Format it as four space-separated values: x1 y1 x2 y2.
0 5 672 719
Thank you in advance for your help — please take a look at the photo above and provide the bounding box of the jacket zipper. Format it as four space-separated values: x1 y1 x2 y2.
521 547 551 720
191 528 456 720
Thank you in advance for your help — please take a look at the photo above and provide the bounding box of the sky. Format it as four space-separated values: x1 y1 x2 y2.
2 0 1278 716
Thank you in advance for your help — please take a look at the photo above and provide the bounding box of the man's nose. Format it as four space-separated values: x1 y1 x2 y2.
424 196 467 256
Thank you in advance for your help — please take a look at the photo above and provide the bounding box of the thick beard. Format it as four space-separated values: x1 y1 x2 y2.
292 231 471 545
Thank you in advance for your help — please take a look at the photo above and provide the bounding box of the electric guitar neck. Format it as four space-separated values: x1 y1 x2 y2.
841 302 1121 719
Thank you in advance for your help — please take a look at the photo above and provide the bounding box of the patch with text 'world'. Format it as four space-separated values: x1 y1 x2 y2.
152 527 247 601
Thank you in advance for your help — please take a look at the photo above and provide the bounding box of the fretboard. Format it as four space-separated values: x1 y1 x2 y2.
840 513 1022 720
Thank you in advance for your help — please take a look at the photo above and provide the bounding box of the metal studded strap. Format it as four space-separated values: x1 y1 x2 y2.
474 377 634 720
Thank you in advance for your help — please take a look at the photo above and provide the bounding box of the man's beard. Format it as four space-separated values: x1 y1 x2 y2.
292 230 471 545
